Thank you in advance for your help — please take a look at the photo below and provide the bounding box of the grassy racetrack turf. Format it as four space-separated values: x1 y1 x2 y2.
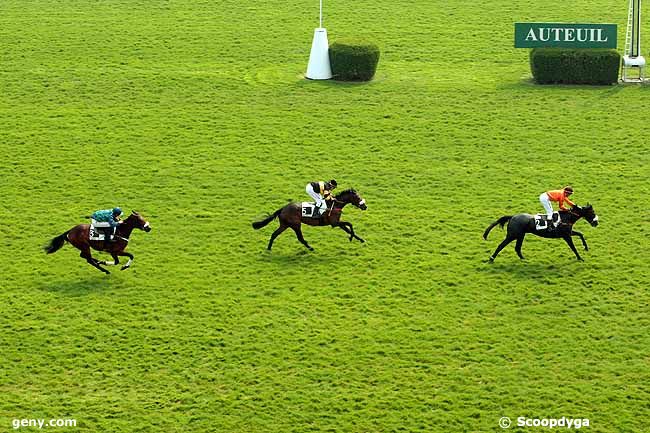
1 1 649 432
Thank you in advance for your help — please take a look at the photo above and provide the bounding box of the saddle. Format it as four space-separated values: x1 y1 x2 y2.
89 220 111 241
534 212 561 231
301 202 324 218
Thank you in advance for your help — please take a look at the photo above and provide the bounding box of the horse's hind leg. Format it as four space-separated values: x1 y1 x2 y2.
291 226 313 251
99 251 135 270
268 224 288 251
80 249 110 274
489 236 516 262
514 235 526 260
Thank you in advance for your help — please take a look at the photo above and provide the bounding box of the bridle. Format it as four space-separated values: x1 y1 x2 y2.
115 219 150 242
567 207 596 225
327 194 363 215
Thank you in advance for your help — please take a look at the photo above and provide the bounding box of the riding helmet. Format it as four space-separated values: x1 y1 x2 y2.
329 179 338 188
563 186 574 194
112 207 123 216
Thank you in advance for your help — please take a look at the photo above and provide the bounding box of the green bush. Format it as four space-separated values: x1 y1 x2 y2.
329 41 380 81
529 48 620 85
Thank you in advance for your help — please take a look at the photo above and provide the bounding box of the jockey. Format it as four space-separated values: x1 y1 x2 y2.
91 207 123 242
305 179 337 217
539 186 575 226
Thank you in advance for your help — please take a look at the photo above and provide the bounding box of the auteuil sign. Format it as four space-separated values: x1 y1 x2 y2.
515 23 617 48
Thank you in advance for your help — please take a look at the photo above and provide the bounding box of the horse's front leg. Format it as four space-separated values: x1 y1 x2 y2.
336 221 364 243
116 251 134 270
99 253 120 267
571 230 588 251
563 236 583 261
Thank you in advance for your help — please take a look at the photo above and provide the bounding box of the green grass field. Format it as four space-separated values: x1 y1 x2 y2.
1 1 649 432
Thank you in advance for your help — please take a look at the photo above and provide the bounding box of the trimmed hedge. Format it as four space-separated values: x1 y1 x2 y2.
329 41 380 81
529 48 620 85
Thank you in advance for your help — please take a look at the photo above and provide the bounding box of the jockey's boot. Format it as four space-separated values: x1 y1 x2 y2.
551 213 560 227
105 228 114 243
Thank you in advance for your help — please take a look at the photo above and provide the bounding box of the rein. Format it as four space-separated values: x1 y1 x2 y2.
566 208 583 222
114 219 140 243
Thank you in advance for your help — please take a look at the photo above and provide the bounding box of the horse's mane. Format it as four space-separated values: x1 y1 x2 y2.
336 188 357 198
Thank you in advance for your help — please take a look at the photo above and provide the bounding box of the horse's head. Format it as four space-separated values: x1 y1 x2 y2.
335 189 367 210
583 204 598 227
576 204 598 227
125 210 152 232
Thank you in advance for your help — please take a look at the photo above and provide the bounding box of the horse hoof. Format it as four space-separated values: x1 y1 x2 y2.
121 265 130 271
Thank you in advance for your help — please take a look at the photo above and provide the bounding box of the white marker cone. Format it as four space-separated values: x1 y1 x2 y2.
306 28 332 80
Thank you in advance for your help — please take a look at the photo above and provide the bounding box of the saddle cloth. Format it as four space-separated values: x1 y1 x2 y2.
301 202 319 218
89 220 110 241
534 212 559 231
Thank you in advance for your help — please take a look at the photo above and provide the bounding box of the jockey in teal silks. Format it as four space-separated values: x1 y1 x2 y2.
91 207 123 242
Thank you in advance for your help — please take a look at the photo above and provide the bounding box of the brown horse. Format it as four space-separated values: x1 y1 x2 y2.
252 188 367 251
44 211 152 274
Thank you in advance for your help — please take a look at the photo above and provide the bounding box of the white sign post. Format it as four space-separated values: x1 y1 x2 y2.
306 0 332 80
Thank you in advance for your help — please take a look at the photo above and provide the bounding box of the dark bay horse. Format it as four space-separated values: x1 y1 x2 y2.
252 188 367 251
483 204 599 262
44 211 152 274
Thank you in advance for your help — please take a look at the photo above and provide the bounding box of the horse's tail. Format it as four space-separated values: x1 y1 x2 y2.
44 230 70 254
252 208 282 230
483 216 512 240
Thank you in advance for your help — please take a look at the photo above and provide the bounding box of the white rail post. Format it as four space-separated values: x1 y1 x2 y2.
622 0 646 82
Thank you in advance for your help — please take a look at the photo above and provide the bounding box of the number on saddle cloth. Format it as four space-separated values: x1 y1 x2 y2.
90 220 111 240
534 212 558 231
301 202 320 218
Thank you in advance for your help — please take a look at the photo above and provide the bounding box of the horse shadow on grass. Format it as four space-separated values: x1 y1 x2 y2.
37 276 114 297
259 248 339 266
479 260 580 282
